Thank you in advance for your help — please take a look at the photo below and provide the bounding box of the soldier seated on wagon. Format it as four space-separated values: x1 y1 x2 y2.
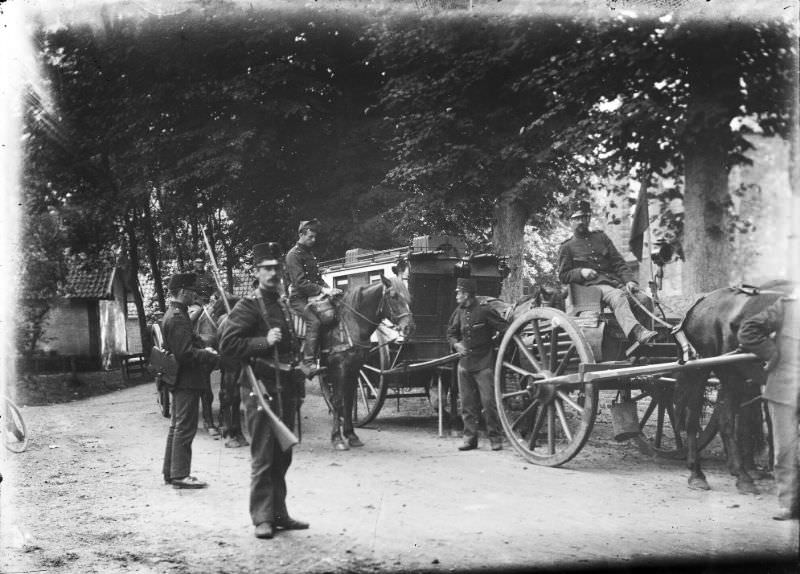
557 199 657 346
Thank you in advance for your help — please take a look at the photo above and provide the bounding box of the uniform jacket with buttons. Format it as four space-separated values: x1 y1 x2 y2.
285 243 330 302
738 296 800 408
557 230 634 288
218 288 299 387
162 301 219 390
447 298 508 372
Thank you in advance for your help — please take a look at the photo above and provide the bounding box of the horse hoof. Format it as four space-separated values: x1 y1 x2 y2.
736 481 759 495
333 440 350 451
688 477 711 491
347 436 365 448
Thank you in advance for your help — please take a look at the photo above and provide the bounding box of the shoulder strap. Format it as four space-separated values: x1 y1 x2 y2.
253 292 274 331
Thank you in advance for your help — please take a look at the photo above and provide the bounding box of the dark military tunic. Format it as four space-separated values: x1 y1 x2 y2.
218 288 303 527
218 289 298 387
162 301 218 390
557 230 634 288
285 243 328 302
447 298 508 372
738 296 800 409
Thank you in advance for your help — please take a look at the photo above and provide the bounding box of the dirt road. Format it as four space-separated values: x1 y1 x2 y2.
1 376 797 573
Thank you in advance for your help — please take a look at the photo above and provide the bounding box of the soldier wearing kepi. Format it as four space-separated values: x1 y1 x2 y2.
737 289 800 521
190 255 216 306
161 272 219 489
219 242 308 540
557 199 658 346
447 278 508 451
284 219 342 378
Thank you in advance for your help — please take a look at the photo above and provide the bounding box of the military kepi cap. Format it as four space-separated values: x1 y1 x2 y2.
455 278 477 294
253 242 283 267
298 218 320 234
570 199 592 219
168 272 197 291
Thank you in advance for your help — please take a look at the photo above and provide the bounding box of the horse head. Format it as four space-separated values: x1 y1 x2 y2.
380 275 415 338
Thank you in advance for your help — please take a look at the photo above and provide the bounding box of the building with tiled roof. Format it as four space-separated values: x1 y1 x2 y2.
23 264 143 371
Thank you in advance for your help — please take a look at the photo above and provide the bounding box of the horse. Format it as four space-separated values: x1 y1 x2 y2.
320 275 414 451
194 296 249 447
675 279 794 494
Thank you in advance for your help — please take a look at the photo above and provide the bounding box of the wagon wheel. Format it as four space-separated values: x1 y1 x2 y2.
631 376 719 459
494 307 598 467
353 334 395 427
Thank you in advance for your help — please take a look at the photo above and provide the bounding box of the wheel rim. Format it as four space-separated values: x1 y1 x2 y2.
3 398 29 453
633 376 719 458
494 308 597 467
353 339 391 427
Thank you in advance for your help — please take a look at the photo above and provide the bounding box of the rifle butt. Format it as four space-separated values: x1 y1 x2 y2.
244 365 299 452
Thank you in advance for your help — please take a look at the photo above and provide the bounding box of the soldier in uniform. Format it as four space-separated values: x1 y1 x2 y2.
188 255 221 437
557 199 658 346
191 255 216 306
738 289 799 521
161 272 219 489
447 277 508 451
284 219 342 378
219 242 309 539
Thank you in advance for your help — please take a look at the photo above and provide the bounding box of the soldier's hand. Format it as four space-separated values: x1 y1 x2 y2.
626 281 639 293
266 327 283 346
580 268 598 280
454 342 468 356
204 347 218 355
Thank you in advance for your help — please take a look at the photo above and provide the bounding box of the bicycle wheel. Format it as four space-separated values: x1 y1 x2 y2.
3 396 29 453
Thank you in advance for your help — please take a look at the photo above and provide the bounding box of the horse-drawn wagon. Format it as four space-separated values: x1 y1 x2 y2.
493 280 789 491
320 234 506 429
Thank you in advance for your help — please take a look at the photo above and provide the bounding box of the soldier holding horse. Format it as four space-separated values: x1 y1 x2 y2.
675 280 795 498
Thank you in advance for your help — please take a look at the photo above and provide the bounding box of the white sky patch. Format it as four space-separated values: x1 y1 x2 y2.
730 115 764 133
597 97 622 112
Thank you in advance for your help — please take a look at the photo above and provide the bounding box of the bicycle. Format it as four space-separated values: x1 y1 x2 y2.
2 395 29 453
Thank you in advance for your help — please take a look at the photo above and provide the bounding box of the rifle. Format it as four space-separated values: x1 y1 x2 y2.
201 228 299 452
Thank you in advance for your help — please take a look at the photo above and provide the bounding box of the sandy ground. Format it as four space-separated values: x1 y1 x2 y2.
1 373 798 574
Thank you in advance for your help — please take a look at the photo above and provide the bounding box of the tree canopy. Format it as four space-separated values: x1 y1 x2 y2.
18 1 797 352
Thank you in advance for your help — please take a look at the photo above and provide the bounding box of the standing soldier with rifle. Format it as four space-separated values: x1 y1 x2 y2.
219 242 308 540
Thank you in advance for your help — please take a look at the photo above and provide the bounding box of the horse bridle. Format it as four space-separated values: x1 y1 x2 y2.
337 283 411 331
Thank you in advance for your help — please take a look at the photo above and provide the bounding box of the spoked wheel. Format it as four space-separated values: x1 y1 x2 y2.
631 376 719 459
494 307 598 467
3 396 29 453
353 334 395 427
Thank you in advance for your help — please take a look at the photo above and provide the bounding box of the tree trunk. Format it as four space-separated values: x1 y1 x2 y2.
493 191 529 303
124 208 152 353
143 198 166 313
224 240 236 294
680 35 737 295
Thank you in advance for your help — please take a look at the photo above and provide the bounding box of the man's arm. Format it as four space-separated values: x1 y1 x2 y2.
603 234 635 285
557 243 585 285
485 306 508 336
164 314 217 367
285 249 323 298
218 299 274 360
738 300 784 365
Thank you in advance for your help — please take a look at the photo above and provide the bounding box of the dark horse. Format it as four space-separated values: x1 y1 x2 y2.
676 279 794 494
194 296 249 447
321 275 414 450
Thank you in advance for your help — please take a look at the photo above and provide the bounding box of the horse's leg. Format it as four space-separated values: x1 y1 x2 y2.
716 372 758 494
343 356 364 448
682 370 711 490
328 356 349 451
